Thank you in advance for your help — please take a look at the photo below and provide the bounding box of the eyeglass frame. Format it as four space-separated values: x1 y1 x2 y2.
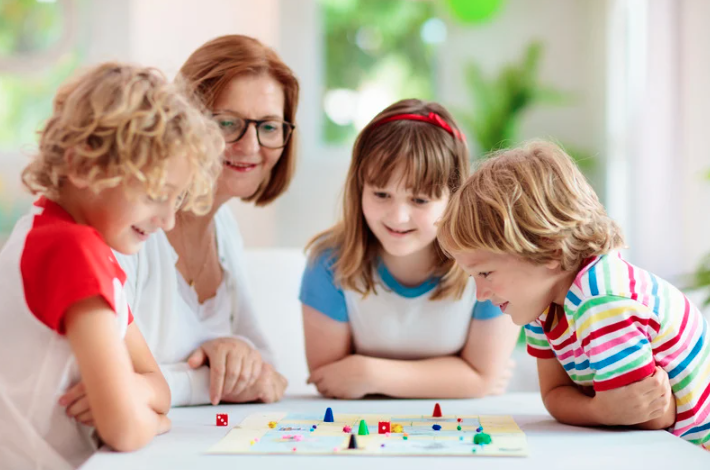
211 112 296 149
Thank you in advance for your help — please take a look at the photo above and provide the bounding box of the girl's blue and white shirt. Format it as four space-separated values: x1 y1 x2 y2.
300 252 501 360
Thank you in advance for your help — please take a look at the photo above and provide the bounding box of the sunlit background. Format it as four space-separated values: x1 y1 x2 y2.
1 0 709 310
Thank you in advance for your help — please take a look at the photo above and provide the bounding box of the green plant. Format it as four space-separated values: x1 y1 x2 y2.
694 255 710 308
456 41 571 157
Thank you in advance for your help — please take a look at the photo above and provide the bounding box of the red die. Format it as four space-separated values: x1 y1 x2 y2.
216 414 228 426
378 421 391 434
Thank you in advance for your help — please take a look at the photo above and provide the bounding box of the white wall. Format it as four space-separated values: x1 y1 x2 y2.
680 0 710 280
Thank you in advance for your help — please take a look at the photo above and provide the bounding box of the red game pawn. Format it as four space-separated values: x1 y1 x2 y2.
432 403 442 418
216 414 228 426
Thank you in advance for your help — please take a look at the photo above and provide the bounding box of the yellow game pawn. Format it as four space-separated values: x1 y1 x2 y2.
268 421 277 429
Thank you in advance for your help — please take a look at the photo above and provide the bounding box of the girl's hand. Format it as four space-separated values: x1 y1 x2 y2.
59 381 93 426
187 337 263 405
488 359 516 395
307 355 375 399
593 366 673 426
156 414 172 435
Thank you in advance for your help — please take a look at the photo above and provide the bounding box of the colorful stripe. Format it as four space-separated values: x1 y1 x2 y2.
525 252 710 449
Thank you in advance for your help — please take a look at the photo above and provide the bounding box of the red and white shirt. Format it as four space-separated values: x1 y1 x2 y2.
0 197 133 469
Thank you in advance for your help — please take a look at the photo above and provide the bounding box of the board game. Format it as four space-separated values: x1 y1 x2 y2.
208 404 528 457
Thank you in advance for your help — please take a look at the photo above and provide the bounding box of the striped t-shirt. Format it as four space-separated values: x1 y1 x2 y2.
524 251 710 449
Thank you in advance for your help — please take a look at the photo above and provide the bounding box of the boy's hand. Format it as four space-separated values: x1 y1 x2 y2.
187 337 263 405
59 374 155 427
635 367 676 430
593 366 673 426
307 355 375 399
59 381 94 426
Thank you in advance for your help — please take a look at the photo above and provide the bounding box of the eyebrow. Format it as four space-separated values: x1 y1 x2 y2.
463 260 484 270
212 110 284 120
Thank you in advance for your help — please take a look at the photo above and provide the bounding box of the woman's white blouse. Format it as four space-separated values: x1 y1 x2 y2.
115 205 273 406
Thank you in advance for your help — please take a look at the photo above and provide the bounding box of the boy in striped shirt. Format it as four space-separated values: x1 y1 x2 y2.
437 141 710 449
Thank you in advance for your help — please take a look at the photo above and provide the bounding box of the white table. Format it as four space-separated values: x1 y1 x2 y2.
81 392 710 470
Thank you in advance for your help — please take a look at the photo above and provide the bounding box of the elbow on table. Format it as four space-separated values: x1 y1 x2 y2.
97 411 158 453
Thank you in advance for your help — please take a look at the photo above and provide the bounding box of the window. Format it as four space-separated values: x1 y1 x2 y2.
321 0 442 145
0 0 81 239
0 0 80 150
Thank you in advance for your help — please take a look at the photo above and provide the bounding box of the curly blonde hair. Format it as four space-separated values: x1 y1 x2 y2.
307 99 471 300
22 62 224 214
437 140 625 271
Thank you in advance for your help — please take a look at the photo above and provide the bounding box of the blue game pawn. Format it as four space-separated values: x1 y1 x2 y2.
324 407 334 423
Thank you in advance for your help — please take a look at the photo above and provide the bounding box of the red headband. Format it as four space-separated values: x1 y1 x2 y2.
373 112 465 142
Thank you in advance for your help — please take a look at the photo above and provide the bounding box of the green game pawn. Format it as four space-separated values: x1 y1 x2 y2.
357 419 370 436
473 432 492 445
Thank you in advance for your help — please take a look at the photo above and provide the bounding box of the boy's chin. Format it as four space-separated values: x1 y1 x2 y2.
111 240 144 256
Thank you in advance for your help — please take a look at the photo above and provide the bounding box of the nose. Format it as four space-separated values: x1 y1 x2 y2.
389 202 410 224
475 280 492 302
155 202 176 232
230 123 260 155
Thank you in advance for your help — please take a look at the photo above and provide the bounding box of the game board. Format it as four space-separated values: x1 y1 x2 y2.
208 405 528 457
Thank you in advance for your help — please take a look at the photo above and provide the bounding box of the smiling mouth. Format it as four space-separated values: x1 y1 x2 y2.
385 225 415 236
496 302 509 312
131 226 151 238
224 160 258 171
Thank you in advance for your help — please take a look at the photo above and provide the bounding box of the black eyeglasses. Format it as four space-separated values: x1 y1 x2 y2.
211 112 295 149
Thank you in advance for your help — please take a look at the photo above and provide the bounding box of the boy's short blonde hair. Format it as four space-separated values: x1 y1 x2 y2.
22 62 224 214
437 140 624 271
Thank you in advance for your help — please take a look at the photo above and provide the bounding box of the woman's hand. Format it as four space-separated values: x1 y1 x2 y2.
221 363 288 404
187 337 263 405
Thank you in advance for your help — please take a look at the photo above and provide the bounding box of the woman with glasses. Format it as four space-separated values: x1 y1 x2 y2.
116 35 299 406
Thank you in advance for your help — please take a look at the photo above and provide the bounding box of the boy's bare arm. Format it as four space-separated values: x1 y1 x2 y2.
65 296 168 452
124 323 171 414
539 358 673 427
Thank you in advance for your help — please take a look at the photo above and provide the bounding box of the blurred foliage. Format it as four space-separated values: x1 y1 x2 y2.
0 0 64 55
694 254 710 308
457 41 596 178
0 0 81 236
458 42 563 154
0 0 81 151
445 0 504 24
321 0 436 144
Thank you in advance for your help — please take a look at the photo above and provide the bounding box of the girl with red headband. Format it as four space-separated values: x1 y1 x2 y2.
299 99 520 399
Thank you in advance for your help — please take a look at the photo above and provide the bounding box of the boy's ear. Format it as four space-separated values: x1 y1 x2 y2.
64 149 91 189
544 259 561 270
